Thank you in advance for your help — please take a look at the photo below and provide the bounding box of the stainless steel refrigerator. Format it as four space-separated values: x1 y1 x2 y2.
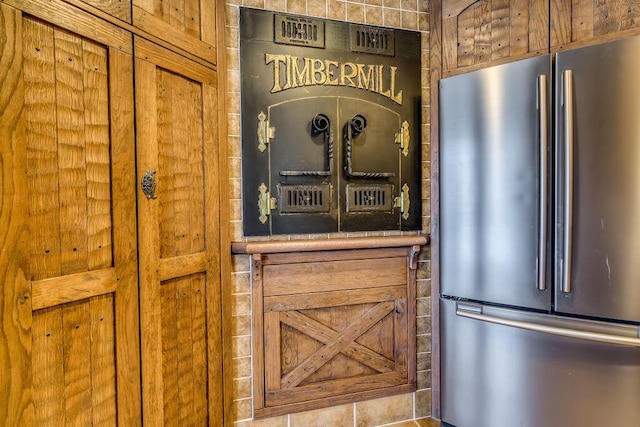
439 36 640 427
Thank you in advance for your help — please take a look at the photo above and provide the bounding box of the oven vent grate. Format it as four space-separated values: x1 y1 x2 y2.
279 184 331 213
274 15 325 48
349 25 395 56
346 184 394 212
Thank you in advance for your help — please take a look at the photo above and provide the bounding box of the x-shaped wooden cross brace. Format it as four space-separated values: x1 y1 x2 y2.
278 301 397 389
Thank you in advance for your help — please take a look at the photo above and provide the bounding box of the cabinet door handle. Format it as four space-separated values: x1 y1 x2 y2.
141 170 157 199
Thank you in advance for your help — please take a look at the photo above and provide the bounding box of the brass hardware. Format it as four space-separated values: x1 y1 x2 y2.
258 183 277 224
393 183 410 220
395 121 410 157
141 170 157 199
257 111 276 153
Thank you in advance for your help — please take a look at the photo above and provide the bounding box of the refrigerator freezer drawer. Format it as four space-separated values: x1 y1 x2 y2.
441 298 640 427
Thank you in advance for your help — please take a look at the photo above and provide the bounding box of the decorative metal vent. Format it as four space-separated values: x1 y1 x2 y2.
350 25 395 56
346 184 394 212
274 14 325 48
279 184 331 213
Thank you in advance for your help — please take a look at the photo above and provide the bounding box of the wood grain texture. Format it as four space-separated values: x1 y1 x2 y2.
2 0 132 54
214 0 233 423
572 0 595 41
132 4 216 65
203 74 224 427
31 268 117 310
136 38 222 426
252 245 421 418
264 286 406 312
529 0 549 52
263 257 407 296
443 0 479 17
62 302 92 425
24 17 61 281
551 0 572 46
22 15 140 424
457 5 475 67
77 0 132 23
252 254 266 411
255 384 415 420
262 247 410 266
551 1 640 50
89 294 117 425
135 52 164 426
429 0 442 418
441 0 550 74
474 0 491 64
33 308 64 426
108 47 142 426
54 29 90 276
510 0 530 55
231 235 429 254
0 5 33 425
491 0 511 60
82 39 112 272
61 0 216 69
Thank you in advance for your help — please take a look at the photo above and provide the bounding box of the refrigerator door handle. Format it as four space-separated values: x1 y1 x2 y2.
537 75 548 291
456 303 640 348
562 70 574 294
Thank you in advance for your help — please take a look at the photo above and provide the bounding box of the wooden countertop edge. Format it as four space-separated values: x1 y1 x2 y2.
231 235 430 254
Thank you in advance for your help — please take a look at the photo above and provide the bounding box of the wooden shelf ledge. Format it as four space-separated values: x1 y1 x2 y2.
231 234 430 254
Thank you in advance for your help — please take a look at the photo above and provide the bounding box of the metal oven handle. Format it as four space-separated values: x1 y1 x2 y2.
343 114 395 178
280 113 334 177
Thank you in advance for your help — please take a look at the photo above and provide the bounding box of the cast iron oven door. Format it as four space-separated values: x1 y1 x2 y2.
240 8 421 236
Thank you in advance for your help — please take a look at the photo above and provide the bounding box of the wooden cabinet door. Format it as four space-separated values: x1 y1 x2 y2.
252 248 417 418
132 0 216 66
551 0 640 48
134 37 222 426
0 3 141 425
440 0 549 75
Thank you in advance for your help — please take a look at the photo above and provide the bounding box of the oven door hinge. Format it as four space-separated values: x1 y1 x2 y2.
394 120 410 157
393 183 411 220
258 183 278 224
257 111 276 152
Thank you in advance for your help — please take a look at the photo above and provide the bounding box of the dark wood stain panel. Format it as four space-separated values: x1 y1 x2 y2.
441 0 549 75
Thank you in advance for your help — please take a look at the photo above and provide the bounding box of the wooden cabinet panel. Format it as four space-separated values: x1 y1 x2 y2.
247 244 421 419
74 0 132 23
135 36 222 426
551 0 640 48
441 0 549 75
132 0 216 66
0 5 141 425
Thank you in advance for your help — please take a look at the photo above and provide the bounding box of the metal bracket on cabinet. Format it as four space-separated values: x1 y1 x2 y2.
257 111 276 152
394 120 410 157
393 183 411 220
257 183 277 224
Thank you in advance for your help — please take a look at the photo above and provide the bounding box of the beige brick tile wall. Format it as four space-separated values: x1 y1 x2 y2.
224 0 431 425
